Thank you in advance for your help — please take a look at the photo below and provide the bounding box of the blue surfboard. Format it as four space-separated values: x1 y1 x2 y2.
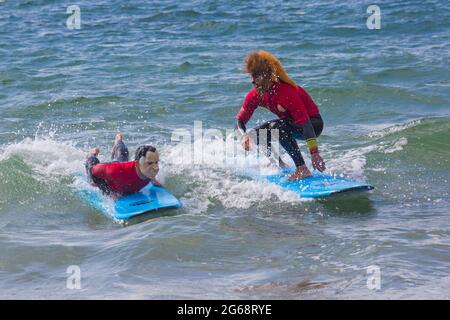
79 184 182 220
259 169 374 198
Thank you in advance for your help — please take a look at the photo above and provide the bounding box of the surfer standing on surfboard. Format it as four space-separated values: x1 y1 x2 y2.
235 51 326 180
85 134 162 197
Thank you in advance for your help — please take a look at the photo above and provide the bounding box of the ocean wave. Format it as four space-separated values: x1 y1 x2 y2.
366 117 450 147
366 119 423 139
313 84 448 107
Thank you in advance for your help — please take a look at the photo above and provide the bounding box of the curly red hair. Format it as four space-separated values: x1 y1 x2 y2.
243 50 298 88
244 51 272 76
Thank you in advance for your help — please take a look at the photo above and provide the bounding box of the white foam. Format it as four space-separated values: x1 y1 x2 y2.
383 137 408 154
161 128 397 213
0 136 85 183
162 137 307 214
322 135 408 180
323 143 375 180
0 128 388 215
0 133 305 215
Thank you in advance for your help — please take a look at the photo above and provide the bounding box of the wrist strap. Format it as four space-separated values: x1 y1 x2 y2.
306 138 319 154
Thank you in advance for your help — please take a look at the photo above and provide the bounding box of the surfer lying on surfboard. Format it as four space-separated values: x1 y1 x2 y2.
236 51 326 181
85 135 162 198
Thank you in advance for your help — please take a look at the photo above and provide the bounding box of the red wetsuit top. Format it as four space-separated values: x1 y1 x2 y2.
90 160 150 195
236 82 320 126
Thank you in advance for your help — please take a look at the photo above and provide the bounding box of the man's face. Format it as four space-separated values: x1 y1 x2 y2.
139 151 159 179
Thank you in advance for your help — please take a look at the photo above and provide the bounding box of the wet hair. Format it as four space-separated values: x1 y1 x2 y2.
244 51 272 77
244 51 298 88
134 145 157 162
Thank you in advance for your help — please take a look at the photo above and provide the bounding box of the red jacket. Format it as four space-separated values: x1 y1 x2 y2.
236 82 320 126
91 160 150 195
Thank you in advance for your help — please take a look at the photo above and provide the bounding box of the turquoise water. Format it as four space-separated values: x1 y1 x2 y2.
0 0 449 299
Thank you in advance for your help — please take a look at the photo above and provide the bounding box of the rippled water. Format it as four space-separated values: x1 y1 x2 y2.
0 0 449 299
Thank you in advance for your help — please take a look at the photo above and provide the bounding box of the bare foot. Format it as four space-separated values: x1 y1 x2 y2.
287 165 312 181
